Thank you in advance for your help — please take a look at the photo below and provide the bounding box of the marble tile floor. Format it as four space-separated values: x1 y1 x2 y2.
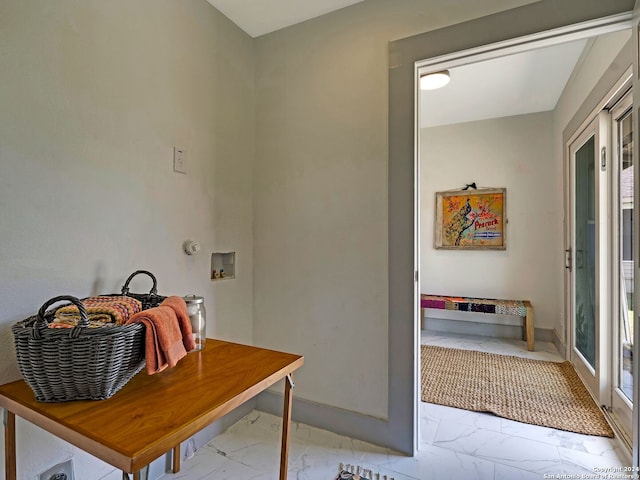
160 332 630 480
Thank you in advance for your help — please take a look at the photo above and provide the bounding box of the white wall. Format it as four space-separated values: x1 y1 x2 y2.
252 0 539 421
420 112 557 328
555 31 631 133
0 0 254 477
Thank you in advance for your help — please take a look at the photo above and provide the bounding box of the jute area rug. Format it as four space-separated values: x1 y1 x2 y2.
421 345 614 437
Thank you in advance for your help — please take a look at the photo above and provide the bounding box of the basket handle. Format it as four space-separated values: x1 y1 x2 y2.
121 270 158 295
32 295 88 340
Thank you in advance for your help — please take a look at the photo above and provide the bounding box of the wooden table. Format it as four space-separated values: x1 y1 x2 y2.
0 339 303 480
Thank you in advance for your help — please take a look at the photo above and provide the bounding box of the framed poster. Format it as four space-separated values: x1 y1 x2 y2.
435 188 506 250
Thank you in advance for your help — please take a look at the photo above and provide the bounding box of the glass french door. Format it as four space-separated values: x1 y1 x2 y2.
569 113 609 400
567 91 634 442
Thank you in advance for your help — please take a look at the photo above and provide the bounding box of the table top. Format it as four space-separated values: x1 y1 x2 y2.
0 339 303 473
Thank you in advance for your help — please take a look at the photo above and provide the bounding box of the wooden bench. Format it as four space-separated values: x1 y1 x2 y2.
421 294 535 351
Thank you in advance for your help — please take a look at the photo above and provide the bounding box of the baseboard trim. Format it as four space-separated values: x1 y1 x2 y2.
551 329 566 359
256 390 404 453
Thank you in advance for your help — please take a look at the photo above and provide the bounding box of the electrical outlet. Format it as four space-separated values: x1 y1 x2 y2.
38 459 74 480
173 147 187 174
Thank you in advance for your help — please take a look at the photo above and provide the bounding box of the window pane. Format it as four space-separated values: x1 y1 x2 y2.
619 109 633 401
575 136 596 368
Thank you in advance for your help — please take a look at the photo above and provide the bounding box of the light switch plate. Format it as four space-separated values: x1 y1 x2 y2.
173 147 187 174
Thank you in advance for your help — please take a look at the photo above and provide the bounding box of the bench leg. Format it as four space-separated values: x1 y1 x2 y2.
525 305 535 352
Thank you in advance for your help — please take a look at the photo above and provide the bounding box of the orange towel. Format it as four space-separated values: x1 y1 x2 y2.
160 296 196 352
126 306 187 374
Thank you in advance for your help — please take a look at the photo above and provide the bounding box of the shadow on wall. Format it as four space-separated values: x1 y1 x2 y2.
0 321 21 383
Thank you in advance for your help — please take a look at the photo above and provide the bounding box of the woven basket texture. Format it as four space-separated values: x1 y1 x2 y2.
12 271 165 402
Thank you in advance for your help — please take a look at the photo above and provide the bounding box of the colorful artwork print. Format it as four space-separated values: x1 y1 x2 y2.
435 188 506 250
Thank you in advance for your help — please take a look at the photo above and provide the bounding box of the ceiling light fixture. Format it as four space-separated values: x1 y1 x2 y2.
420 70 450 90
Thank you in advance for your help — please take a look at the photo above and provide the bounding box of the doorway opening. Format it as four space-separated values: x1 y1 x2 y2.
414 14 634 467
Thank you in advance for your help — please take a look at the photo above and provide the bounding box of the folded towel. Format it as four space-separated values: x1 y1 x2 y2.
54 296 142 325
49 313 116 328
126 306 187 374
160 296 196 352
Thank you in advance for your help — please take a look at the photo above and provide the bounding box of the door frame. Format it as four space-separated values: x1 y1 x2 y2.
411 8 633 457
565 111 611 402
388 0 635 457
609 89 634 441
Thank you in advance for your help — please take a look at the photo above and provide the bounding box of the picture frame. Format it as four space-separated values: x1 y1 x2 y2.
434 187 507 250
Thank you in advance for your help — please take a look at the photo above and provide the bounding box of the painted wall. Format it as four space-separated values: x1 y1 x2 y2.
0 0 254 477
552 31 632 342
252 0 538 421
555 31 632 133
419 112 556 328
0 0 625 474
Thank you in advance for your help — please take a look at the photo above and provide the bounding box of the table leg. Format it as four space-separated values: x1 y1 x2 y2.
279 374 294 480
132 465 149 480
173 444 180 473
3 409 16 480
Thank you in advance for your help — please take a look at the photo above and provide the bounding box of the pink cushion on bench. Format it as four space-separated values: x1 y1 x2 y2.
421 297 446 309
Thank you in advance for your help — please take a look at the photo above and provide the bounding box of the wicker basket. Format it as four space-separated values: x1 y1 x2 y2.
117 270 166 309
12 271 166 402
